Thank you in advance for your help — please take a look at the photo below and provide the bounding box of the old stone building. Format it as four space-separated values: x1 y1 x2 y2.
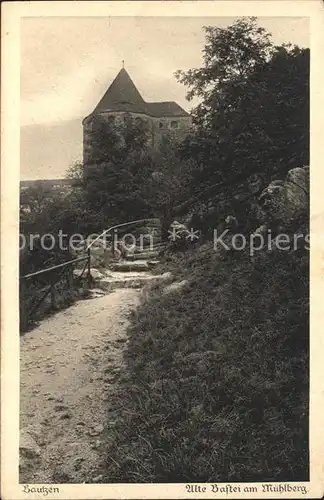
83 67 191 166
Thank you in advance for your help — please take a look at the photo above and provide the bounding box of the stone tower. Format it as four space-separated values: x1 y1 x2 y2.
83 67 191 167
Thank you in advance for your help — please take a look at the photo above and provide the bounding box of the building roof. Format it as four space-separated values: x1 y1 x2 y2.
92 68 189 118
146 101 189 118
94 68 147 115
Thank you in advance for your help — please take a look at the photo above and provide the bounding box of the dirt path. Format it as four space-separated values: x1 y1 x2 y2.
20 289 140 483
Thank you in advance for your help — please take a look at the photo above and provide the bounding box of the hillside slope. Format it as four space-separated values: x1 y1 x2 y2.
102 242 309 482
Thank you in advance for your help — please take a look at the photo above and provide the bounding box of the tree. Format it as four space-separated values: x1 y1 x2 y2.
83 114 150 223
175 17 273 128
83 114 194 226
20 182 55 215
143 141 196 228
66 161 84 181
175 18 309 191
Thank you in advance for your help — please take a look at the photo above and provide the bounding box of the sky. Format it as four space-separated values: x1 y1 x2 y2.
20 16 309 179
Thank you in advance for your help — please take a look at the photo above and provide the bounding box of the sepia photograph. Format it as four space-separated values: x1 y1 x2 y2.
1 1 323 499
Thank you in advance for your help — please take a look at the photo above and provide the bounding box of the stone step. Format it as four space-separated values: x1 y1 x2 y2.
144 243 166 251
130 248 161 255
133 242 166 251
125 251 160 261
97 272 171 292
109 259 159 271
109 260 150 272
147 260 160 268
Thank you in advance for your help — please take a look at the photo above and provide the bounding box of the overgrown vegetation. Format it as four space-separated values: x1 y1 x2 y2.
176 17 309 189
103 245 308 482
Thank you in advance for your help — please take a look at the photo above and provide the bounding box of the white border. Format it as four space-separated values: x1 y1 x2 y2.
1 2 324 499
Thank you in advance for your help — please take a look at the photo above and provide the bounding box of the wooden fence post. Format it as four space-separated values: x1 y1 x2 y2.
67 265 73 290
87 248 91 288
50 283 57 310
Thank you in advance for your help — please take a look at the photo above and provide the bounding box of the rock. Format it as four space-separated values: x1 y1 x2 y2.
88 288 105 297
253 224 268 236
163 280 188 294
90 248 109 268
258 166 309 230
169 220 188 234
115 337 127 343
73 268 104 281
286 166 309 192
92 474 104 482
162 272 172 279
88 424 104 436
60 412 71 420
21 424 46 446
225 215 239 231
45 368 56 374
90 268 105 280
74 458 84 471
20 429 41 458
247 173 264 192
166 221 190 249
54 404 69 412
147 259 159 268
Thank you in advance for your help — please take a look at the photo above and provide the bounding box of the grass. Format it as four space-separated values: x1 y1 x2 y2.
103 241 309 483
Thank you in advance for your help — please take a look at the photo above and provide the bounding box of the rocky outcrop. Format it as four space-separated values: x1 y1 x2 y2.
212 166 309 259
257 166 309 231
246 165 309 257
181 173 265 230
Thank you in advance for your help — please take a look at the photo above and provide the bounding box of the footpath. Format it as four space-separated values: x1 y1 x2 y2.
20 288 140 483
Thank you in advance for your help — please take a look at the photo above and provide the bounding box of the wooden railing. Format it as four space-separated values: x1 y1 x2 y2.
85 218 161 253
20 218 161 331
20 255 90 331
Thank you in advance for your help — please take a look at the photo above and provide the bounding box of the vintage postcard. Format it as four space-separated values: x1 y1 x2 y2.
1 1 323 499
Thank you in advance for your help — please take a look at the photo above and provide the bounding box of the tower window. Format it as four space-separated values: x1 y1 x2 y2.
135 117 143 125
159 122 163 129
107 115 115 123
170 121 179 129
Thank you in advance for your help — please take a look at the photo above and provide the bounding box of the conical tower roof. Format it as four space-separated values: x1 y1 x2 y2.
93 68 147 114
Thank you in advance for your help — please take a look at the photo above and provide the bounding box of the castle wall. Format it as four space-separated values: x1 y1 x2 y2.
83 111 155 160
151 115 192 148
83 111 191 172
